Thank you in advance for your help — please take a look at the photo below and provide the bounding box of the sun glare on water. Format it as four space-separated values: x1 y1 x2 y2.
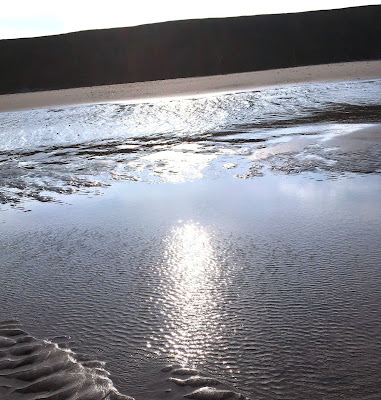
160 222 224 365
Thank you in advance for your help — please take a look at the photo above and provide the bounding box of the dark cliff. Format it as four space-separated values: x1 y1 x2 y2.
0 5 380 94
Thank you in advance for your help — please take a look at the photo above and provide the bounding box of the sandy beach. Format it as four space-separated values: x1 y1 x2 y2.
0 61 380 112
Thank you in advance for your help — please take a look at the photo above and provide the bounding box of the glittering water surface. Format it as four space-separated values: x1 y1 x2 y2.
1 79 381 204
0 80 381 400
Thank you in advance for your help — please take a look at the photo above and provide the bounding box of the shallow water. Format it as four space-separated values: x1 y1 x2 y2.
0 79 380 205
0 80 381 399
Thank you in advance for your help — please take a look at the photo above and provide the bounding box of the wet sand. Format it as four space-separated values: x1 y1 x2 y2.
0 61 380 112
323 123 381 151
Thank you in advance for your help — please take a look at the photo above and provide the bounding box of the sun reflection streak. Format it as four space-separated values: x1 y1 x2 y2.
161 221 222 365
142 147 217 183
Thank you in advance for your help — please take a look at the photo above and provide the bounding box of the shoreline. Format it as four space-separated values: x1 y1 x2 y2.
1 61 380 112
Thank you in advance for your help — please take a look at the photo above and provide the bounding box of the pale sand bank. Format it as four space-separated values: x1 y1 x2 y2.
0 61 380 112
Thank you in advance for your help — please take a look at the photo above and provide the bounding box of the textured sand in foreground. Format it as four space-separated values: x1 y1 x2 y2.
0 61 380 112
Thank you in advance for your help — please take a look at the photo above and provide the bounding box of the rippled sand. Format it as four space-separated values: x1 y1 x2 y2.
0 321 132 400
0 80 381 399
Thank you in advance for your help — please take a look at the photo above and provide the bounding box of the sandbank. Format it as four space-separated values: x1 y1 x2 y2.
0 61 380 112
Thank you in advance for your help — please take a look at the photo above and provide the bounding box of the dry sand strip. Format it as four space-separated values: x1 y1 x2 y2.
0 61 380 112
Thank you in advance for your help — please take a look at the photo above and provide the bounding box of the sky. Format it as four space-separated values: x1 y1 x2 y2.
1 0 379 39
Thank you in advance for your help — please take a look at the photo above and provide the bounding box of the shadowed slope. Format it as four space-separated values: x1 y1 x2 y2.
0 5 380 95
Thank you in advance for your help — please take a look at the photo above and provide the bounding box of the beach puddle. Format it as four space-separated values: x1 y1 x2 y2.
1 79 381 399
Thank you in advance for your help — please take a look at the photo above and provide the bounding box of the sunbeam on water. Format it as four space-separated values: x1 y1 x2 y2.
0 79 381 400
162 222 220 365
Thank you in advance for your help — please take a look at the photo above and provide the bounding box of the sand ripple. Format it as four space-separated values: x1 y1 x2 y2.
0 321 133 400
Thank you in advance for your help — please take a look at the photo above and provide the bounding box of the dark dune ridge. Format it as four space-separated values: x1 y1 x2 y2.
0 5 381 95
